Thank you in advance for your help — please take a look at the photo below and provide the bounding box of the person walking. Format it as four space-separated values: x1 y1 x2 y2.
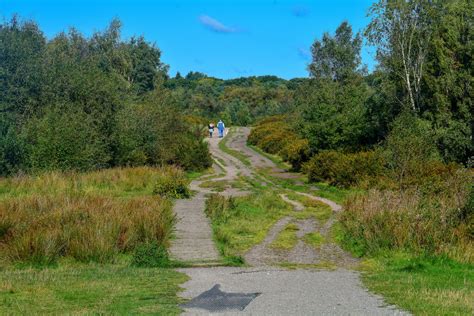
217 120 225 138
208 122 215 138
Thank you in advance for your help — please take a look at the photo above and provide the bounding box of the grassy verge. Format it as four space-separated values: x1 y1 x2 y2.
0 166 191 266
0 166 194 313
360 254 474 315
0 264 187 315
285 192 333 222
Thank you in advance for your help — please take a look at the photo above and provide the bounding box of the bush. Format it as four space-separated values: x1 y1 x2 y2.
304 150 385 188
173 128 212 171
279 138 310 171
384 112 440 189
22 106 110 172
131 242 170 268
153 166 190 198
248 115 309 170
115 97 211 172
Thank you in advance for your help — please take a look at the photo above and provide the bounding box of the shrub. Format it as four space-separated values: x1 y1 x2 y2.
153 166 190 198
384 112 440 189
22 106 110 172
304 150 385 188
173 128 212 171
279 138 310 171
248 115 309 170
131 242 170 268
115 99 211 172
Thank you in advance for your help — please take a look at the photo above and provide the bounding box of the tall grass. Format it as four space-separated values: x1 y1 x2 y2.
340 168 473 263
0 166 185 265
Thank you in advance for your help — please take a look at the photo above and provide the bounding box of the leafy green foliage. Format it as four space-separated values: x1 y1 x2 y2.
309 21 363 82
23 106 110 172
0 17 210 176
304 150 385 188
165 75 294 125
366 0 473 163
384 112 440 188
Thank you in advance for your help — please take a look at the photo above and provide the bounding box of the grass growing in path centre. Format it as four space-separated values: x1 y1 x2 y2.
270 223 299 250
205 191 293 262
303 232 325 249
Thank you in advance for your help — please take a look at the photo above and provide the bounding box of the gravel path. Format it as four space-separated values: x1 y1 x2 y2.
175 127 407 315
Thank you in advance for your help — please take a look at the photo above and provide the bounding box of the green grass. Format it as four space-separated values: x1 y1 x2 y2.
206 191 293 260
361 254 474 315
0 264 188 315
303 232 325 249
332 221 474 314
186 167 218 181
270 223 299 250
285 192 333 222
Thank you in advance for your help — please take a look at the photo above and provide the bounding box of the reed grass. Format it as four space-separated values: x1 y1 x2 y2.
0 166 183 265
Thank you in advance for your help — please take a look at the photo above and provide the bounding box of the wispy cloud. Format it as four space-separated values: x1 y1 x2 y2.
199 15 238 33
292 5 310 17
297 47 311 60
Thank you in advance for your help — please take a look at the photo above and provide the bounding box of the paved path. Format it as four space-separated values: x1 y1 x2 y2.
170 130 251 263
179 267 406 315
169 191 220 263
174 127 407 315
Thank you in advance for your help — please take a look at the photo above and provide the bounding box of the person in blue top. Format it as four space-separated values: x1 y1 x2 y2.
217 120 225 138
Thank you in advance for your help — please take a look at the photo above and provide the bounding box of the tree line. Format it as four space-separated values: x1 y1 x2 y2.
296 0 473 165
0 17 210 176
1 0 472 177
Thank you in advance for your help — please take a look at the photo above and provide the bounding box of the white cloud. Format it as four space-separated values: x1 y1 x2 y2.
199 15 238 33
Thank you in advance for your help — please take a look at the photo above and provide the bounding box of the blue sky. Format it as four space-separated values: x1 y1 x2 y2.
1 0 377 79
